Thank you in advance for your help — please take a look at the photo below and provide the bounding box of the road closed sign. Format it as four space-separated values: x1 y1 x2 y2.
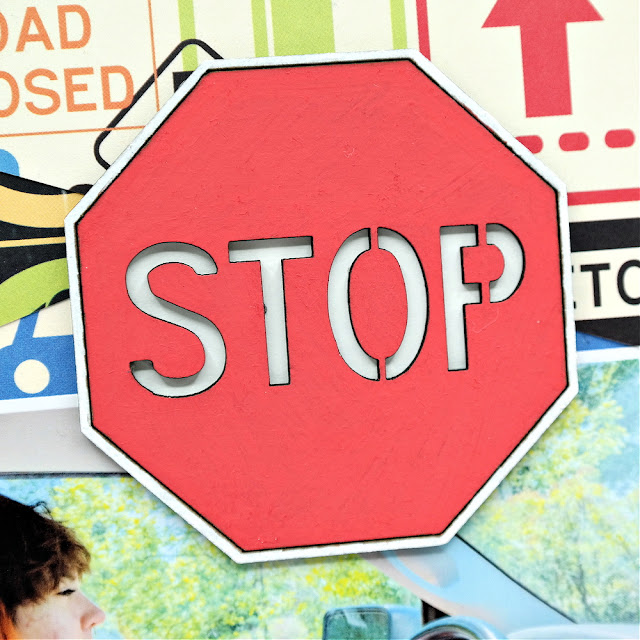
66 52 577 562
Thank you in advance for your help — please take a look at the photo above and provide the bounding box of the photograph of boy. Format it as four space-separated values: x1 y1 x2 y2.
0 495 105 639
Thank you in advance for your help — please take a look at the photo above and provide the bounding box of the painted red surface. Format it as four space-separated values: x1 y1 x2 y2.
462 242 505 286
559 131 589 151
605 128 636 148
483 0 602 117
76 61 568 552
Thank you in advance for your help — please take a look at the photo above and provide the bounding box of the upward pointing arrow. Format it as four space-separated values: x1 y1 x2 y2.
483 0 602 117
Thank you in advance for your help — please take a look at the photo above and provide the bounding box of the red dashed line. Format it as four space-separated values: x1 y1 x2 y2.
516 128 636 154
605 128 636 148
516 135 543 153
559 132 589 151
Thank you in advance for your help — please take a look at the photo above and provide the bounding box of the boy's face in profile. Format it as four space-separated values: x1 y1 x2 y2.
13 576 105 639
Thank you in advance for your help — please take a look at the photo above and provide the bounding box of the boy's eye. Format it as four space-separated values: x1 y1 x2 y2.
58 589 75 596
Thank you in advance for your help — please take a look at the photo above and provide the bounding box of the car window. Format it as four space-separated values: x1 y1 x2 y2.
0 474 420 639
459 353 639 624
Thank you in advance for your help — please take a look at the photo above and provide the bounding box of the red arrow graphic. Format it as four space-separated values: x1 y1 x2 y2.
483 0 602 117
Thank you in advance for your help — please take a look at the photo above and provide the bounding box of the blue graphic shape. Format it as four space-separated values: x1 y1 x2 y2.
0 149 20 176
576 331 626 351
0 311 77 400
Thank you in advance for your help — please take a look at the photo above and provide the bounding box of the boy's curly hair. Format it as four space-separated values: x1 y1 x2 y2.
0 495 90 621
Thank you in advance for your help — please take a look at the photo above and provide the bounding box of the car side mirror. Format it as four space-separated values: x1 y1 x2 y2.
323 605 422 640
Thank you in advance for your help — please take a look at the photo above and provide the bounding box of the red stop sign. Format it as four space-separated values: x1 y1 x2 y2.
67 52 576 562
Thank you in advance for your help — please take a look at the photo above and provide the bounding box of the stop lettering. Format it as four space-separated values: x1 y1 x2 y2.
66 52 577 562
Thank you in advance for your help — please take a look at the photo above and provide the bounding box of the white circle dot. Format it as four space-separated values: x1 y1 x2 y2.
14 360 50 394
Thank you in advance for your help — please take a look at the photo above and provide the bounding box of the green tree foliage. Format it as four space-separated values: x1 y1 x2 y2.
460 360 639 624
46 476 417 639
296 555 418 637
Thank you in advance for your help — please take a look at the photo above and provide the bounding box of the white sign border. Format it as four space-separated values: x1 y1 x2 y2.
65 50 577 563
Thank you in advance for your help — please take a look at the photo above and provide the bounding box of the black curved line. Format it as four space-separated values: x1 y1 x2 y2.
0 171 82 195
94 39 224 169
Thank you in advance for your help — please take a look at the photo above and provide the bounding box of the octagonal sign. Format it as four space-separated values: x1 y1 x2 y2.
66 51 576 562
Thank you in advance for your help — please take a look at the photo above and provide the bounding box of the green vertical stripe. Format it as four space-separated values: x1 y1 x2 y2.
271 0 335 55
390 0 407 49
177 0 198 70
251 0 269 57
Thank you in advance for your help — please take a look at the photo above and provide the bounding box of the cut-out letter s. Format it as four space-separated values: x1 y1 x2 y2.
126 242 226 397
